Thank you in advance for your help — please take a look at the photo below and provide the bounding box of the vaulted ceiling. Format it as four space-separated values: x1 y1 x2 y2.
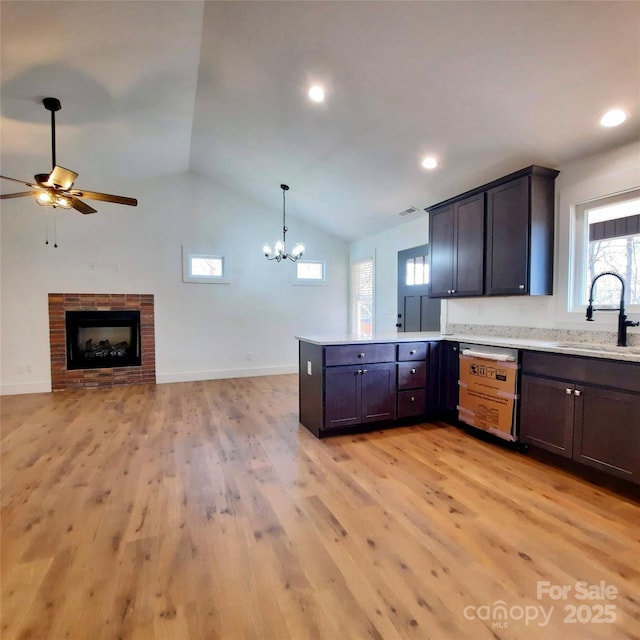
1 1 638 240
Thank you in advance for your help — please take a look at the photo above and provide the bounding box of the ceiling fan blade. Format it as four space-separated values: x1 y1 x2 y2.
69 190 137 207
43 166 78 190
0 191 34 200
70 197 97 214
1 175 37 188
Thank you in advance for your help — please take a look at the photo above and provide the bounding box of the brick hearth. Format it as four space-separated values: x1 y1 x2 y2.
48 293 156 391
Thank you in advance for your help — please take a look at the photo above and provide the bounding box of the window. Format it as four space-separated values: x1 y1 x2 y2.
182 247 231 284
351 258 374 336
405 254 429 286
293 260 326 285
573 190 640 309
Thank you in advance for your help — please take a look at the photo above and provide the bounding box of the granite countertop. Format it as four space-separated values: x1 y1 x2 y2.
295 332 640 364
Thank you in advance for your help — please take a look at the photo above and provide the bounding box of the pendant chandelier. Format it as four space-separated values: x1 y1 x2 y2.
263 184 305 262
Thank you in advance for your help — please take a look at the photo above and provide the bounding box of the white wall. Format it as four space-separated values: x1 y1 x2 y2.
350 215 429 334
350 141 640 335
0 172 349 394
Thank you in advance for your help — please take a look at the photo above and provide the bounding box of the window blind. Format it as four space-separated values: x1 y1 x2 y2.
351 258 374 335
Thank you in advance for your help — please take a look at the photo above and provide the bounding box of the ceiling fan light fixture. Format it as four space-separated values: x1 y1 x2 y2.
35 189 71 209
36 190 53 204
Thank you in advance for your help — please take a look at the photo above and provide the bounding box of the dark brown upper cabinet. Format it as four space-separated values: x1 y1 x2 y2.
429 193 484 298
486 169 558 295
427 165 559 299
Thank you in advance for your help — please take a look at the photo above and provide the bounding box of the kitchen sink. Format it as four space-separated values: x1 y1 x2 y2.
552 342 640 354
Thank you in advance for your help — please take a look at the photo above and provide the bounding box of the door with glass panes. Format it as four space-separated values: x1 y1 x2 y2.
397 245 440 331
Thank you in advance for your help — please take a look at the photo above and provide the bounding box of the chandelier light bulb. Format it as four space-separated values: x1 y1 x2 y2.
263 244 272 257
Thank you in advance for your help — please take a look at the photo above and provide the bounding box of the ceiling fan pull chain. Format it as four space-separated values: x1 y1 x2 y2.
53 211 58 248
44 206 49 245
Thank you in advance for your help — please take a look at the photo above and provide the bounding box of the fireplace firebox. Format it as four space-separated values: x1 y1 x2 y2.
66 310 141 370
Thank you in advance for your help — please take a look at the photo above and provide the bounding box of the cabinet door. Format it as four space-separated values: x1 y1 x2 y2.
429 204 455 297
486 176 529 295
454 194 485 296
573 386 640 481
324 366 361 429
440 342 460 418
520 375 574 457
360 362 396 424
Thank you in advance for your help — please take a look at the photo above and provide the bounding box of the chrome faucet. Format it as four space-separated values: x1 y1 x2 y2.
586 271 639 347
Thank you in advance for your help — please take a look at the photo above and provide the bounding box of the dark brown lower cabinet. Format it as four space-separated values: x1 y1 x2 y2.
520 351 640 484
520 375 574 457
574 385 640 479
323 362 396 429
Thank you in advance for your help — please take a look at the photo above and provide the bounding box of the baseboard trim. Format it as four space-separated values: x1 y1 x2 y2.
1 381 52 396
1 366 298 395
156 365 298 384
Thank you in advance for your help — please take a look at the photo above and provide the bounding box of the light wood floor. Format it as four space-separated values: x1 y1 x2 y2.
1 375 639 640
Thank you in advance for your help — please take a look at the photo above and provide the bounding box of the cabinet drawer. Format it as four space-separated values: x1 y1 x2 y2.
324 343 395 366
397 361 427 390
397 342 428 361
397 389 426 418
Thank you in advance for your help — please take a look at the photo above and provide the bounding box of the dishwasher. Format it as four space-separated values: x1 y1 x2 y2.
457 343 520 442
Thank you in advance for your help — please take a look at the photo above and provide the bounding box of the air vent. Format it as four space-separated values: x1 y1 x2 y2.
398 205 421 217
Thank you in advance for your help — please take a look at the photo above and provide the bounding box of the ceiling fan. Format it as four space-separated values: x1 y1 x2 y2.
0 97 137 214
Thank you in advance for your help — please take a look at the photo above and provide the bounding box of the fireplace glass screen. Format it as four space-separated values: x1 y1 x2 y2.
66 310 141 370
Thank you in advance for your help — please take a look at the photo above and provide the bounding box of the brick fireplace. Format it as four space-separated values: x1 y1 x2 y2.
48 293 156 390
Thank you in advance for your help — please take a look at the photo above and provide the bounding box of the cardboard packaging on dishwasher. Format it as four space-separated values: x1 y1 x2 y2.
457 353 518 439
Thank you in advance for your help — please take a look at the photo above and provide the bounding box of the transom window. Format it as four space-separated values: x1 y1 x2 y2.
294 260 326 285
190 256 223 277
182 247 231 284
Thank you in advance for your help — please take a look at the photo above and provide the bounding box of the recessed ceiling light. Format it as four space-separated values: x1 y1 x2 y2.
308 85 325 103
421 156 438 170
600 109 627 127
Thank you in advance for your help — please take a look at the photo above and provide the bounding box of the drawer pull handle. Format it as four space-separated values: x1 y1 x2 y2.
358 352 365 358
565 388 572 395
410 396 415 402
362 369 368 374
410 349 417 355
574 389 581 397
519 284 525 289
410 368 416 374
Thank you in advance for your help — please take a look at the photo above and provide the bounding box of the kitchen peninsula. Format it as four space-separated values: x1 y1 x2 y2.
296 331 640 484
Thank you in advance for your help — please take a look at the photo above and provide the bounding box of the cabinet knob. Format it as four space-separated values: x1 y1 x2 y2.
358 352 365 358
362 369 368 374
519 284 525 290
410 349 416 355
395 323 402 328
410 396 415 402
451 289 456 294
453 346 457 352
565 388 572 395
574 389 581 397
410 368 416 374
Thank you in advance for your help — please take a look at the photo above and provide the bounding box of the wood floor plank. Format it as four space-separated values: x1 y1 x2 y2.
2 375 640 639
